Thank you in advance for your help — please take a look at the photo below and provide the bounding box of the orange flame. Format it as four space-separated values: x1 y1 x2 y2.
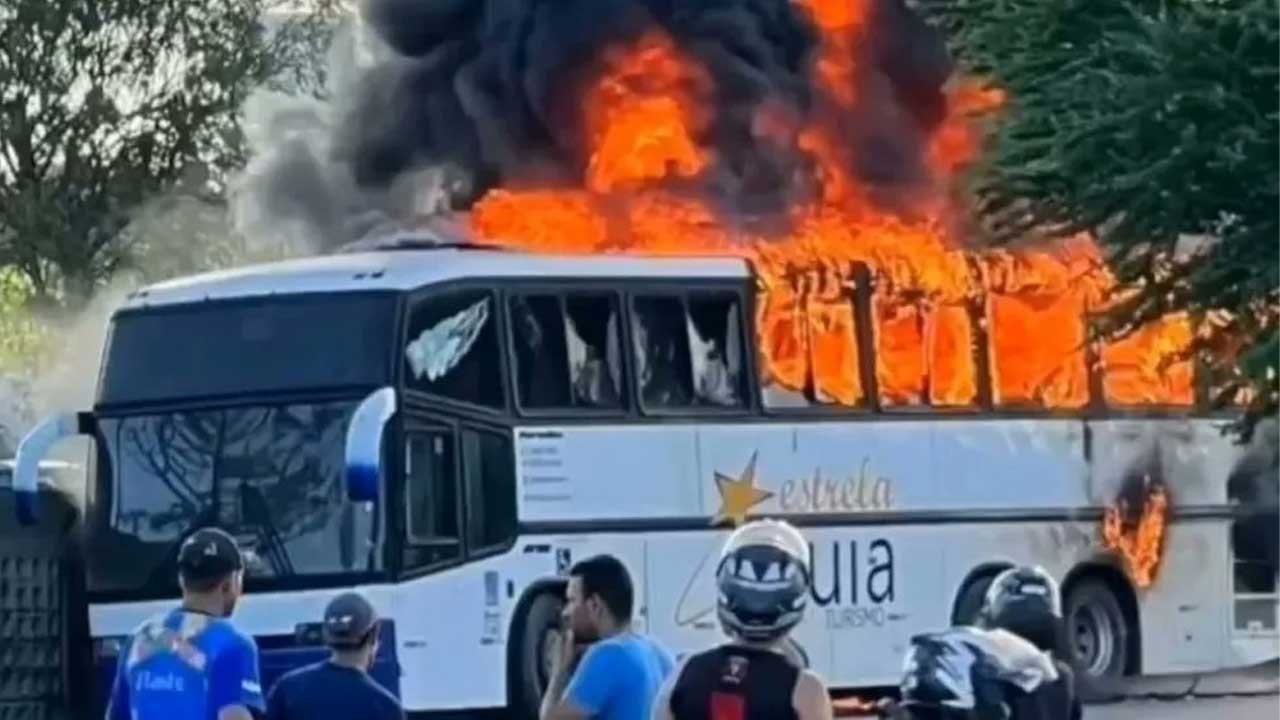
796 0 871 109
929 80 1008 175
467 21 1196 411
1101 312 1195 406
584 31 713 193
1102 481 1171 589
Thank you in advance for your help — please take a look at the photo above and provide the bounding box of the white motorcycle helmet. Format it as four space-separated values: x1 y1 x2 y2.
715 519 812 643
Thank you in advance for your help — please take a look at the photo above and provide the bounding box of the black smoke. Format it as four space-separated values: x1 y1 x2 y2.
231 0 954 252
1227 418 1279 587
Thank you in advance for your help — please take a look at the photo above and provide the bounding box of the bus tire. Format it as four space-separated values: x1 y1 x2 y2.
511 591 564 720
1063 578 1130 681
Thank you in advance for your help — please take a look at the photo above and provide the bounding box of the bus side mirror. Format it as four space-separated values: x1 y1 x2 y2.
13 412 93 525
345 386 396 503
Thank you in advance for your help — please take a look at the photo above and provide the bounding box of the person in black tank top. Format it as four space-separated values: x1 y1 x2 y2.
669 645 799 720
651 520 833 720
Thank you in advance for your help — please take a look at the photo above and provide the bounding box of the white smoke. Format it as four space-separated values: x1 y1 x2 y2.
0 375 33 459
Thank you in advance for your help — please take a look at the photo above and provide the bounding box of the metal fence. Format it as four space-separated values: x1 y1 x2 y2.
0 484 89 720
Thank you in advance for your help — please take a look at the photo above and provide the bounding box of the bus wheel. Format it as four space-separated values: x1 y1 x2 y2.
1064 579 1130 680
513 592 564 720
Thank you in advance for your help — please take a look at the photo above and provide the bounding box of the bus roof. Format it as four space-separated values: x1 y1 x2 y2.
120 242 751 310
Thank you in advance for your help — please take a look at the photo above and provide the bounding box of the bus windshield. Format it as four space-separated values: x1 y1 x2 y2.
99 292 399 405
85 400 383 596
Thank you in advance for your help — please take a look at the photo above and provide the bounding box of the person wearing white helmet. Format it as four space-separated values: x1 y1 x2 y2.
651 519 833 720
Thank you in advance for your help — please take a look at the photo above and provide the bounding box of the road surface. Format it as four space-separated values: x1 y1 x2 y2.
1087 695 1278 719
476 693 1275 718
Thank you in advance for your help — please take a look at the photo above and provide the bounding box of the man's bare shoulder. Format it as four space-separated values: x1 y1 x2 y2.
792 669 834 720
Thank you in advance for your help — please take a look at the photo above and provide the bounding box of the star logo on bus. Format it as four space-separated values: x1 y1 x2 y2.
712 451 774 527
674 452 775 628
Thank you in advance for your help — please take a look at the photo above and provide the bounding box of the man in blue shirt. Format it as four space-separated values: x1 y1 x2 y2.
540 554 675 720
106 527 264 720
265 591 404 720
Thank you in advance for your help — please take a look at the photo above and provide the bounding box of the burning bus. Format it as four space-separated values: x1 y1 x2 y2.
9 0 1279 716
9 233 1278 716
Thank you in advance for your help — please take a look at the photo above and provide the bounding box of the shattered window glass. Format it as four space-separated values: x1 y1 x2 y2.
405 290 504 408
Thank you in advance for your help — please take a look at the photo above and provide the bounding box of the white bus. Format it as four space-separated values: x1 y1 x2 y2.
13 235 1278 717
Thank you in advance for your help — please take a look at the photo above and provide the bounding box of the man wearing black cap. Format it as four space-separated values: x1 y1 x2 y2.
265 591 404 720
105 526 265 720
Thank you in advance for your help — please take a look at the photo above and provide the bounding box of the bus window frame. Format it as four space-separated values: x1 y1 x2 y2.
395 411 520 580
747 262 1219 420
626 281 759 420
502 283 633 419
751 264 877 419
84 389 397 602
457 423 520 562
399 415 468 579
391 270 1225 428
98 289 403 409
400 280 513 418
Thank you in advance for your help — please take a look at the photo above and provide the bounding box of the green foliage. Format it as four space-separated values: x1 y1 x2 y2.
0 266 50 375
0 0 341 306
922 0 1279 427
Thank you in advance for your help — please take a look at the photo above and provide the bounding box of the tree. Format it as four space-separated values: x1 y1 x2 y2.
0 267 48 375
921 0 1278 430
0 0 340 308
0 267 40 453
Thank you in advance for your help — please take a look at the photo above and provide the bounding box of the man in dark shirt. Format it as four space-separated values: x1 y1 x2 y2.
265 592 403 720
977 567 1082 720
887 566 1082 720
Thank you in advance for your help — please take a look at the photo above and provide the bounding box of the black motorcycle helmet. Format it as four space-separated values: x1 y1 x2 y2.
978 566 1064 655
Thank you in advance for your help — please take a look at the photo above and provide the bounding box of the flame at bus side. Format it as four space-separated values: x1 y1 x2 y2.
1102 481 1171 590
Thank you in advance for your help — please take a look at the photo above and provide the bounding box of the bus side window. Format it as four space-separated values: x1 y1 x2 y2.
461 428 517 554
509 294 572 408
404 430 462 569
564 294 624 408
632 295 695 408
510 293 625 411
405 290 505 409
686 292 746 407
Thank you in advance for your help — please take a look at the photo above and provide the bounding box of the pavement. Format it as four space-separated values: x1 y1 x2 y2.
1080 659 1280 703
830 658 1280 717
1078 658 1278 718
1086 695 1279 719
